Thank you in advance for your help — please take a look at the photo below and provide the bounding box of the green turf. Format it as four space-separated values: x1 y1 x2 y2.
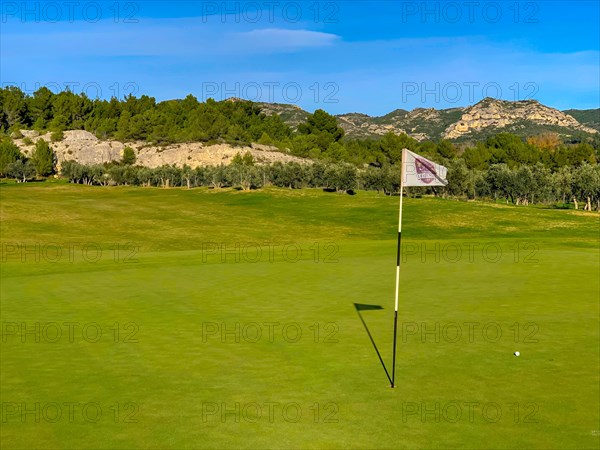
1 183 599 449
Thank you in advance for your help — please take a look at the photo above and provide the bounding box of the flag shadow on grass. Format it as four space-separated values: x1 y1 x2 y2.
353 303 392 385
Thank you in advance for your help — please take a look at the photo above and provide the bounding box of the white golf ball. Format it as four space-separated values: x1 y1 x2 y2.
514 351 520 356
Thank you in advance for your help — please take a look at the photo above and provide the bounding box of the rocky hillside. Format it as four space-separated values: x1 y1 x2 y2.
444 98 598 140
563 108 600 132
336 107 464 140
255 102 309 130
258 98 598 142
11 100 597 170
13 130 305 171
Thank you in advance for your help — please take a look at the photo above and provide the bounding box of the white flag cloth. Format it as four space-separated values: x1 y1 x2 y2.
402 149 448 187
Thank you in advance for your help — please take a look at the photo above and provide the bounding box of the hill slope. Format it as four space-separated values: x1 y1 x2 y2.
10 99 597 170
258 98 598 142
563 108 600 131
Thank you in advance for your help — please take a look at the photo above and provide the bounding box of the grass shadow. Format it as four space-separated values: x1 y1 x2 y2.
353 303 391 385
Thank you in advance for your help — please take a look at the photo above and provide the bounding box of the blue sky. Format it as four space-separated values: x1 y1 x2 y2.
1 1 598 115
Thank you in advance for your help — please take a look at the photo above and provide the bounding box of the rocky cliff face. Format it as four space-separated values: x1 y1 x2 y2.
13 130 305 171
443 98 598 140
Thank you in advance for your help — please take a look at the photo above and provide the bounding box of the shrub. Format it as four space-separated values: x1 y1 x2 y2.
51 130 65 142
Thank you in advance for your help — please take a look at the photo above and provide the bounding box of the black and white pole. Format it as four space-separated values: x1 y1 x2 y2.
391 149 406 388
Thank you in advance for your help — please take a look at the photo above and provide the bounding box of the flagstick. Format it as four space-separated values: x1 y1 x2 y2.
391 150 406 388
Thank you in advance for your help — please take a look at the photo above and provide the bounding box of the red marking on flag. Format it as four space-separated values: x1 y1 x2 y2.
415 158 437 184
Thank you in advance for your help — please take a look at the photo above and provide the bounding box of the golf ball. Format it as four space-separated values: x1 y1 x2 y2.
514 351 520 356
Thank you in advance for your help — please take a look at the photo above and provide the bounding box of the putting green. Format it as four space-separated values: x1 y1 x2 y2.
1 183 598 449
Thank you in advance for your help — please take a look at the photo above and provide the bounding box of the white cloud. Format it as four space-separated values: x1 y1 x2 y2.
0 18 341 59
230 28 340 50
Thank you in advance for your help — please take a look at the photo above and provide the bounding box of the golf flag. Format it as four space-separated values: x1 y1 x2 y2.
391 149 448 388
402 149 448 187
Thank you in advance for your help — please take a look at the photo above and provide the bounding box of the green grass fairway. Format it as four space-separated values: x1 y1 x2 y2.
1 183 599 449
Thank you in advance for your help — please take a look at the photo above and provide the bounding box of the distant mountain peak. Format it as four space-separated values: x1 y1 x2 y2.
224 97 246 103
338 112 372 118
254 98 598 141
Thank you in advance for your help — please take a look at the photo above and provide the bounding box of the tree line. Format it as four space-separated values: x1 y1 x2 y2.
1 87 599 210
0 86 291 146
1 86 597 169
52 155 600 212
2 139 599 211
0 138 54 182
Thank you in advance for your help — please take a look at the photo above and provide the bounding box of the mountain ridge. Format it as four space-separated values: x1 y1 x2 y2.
256 98 599 142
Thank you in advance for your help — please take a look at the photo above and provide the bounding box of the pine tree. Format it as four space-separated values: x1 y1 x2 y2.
32 139 55 176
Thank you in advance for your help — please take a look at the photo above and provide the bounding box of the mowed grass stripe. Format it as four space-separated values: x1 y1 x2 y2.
1 183 598 449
